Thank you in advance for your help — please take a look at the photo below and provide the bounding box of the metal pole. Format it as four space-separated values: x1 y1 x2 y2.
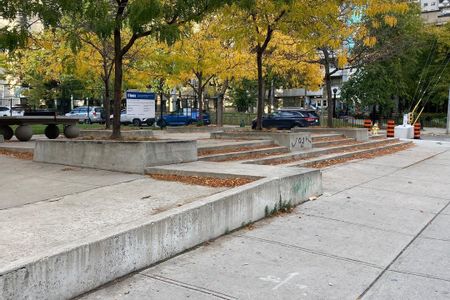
446 86 450 135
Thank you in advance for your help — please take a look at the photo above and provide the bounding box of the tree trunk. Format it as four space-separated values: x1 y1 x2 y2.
103 78 111 129
216 79 228 127
256 50 264 130
112 28 122 139
323 49 334 128
102 55 111 129
197 74 203 123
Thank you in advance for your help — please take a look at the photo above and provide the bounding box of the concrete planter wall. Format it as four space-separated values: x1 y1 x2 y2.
211 131 313 151
34 139 197 173
0 168 322 300
79 129 153 139
293 127 369 142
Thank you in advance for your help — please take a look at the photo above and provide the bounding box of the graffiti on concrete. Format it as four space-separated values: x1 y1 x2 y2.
291 136 312 149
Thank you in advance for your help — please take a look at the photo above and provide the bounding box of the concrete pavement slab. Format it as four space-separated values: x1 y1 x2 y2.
240 213 411 266
136 236 381 300
421 214 450 241
299 191 436 235
320 162 400 195
79 274 219 300
0 156 142 209
363 271 450 300
361 146 448 168
391 237 450 281
360 174 450 200
338 186 448 214
392 163 450 184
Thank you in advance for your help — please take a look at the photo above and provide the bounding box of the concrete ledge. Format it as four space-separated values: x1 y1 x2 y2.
0 145 33 154
211 131 312 151
165 126 240 133
79 129 154 139
0 169 322 300
33 139 197 173
293 128 369 142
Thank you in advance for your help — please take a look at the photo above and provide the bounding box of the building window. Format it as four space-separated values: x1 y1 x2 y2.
322 100 327 107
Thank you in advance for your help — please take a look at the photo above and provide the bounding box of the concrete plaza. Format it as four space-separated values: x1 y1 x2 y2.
80 140 450 299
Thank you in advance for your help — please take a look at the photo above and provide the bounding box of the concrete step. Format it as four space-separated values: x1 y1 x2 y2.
244 138 400 165
288 141 412 168
313 137 356 148
198 146 289 162
370 134 387 140
197 140 274 154
311 133 344 142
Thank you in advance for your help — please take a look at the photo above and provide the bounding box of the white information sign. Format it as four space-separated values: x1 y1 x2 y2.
126 91 156 118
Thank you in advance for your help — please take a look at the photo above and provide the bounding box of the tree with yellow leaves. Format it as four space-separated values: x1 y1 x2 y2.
221 0 330 130
292 0 409 127
166 16 254 124
4 30 100 109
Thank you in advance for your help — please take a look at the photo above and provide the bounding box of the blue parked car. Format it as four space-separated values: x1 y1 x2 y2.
157 110 210 127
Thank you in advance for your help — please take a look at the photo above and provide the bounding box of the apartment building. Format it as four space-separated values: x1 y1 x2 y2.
416 0 450 25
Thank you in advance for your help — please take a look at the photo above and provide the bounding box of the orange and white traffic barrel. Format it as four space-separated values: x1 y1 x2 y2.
364 119 372 132
387 120 395 138
414 122 421 139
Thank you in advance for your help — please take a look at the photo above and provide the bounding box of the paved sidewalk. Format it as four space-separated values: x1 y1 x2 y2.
81 141 450 299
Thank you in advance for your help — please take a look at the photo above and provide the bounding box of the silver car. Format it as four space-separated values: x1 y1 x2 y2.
65 106 105 123
0 106 25 117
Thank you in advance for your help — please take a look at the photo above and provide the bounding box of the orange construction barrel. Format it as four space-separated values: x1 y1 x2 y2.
364 119 372 131
414 122 421 139
387 120 395 138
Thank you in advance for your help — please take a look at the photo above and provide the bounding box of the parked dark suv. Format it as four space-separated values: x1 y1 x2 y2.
251 111 311 130
278 108 320 126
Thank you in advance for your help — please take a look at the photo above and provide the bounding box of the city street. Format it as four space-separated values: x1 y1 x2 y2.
81 141 450 299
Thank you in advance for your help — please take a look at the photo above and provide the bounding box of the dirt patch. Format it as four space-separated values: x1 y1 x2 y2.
0 149 33 160
198 144 277 156
304 143 414 169
149 174 255 188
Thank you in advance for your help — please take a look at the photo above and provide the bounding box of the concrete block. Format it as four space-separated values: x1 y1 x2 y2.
0 168 322 300
394 125 414 139
79 129 154 139
33 139 197 173
273 132 312 151
293 127 369 142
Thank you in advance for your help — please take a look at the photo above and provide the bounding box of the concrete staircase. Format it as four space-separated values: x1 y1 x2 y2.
198 141 289 162
244 137 411 166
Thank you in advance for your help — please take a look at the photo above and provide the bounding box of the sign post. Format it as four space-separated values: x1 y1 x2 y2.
126 91 156 120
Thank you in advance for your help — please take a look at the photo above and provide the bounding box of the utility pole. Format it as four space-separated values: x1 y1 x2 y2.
447 86 450 135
